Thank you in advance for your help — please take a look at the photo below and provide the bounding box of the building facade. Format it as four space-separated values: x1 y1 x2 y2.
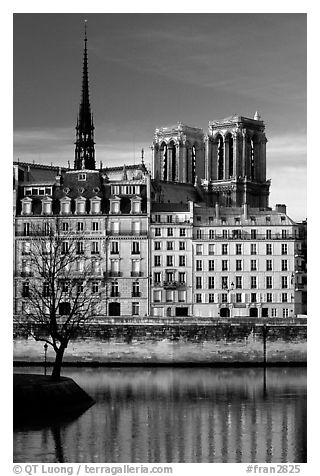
13 28 307 321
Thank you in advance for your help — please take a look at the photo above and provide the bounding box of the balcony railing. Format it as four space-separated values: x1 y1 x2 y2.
131 271 144 277
20 271 34 277
106 230 148 236
162 281 186 289
110 292 120 297
193 233 301 241
104 271 122 278
132 292 141 297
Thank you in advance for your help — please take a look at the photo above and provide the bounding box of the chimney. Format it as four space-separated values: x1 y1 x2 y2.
275 204 287 214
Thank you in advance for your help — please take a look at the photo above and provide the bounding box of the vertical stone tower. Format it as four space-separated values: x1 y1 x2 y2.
205 113 270 208
152 123 205 184
74 21 96 170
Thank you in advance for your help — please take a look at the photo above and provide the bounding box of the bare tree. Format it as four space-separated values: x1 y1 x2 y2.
15 218 102 379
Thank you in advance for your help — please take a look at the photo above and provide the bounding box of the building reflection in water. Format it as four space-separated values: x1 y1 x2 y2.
13 367 306 463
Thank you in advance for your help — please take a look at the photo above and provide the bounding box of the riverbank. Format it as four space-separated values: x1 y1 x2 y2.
13 373 94 425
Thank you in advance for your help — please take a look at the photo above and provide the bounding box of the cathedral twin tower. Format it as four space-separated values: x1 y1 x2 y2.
74 24 270 210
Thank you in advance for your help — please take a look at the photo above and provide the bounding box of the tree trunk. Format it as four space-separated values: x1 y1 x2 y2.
51 346 66 380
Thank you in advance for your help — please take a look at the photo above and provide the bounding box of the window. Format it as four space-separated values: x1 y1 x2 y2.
155 241 161 250
282 293 288 303
196 216 201 222
271 308 277 317
167 255 173 267
282 230 287 239
251 229 257 239
167 228 173 237
179 255 186 267
266 259 272 271
281 244 288 255
180 228 186 237
196 244 203 255
266 276 273 289
209 260 215 271
178 272 186 284
59 302 70 315
165 271 174 283
42 282 50 297
154 272 161 284
22 282 29 297
77 241 84 255
91 241 99 254
251 260 257 271
209 294 215 303
221 293 228 303
196 260 202 271
154 214 160 223
251 276 257 289
266 244 272 255
236 260 243 271
61 241 69 255
196 229 202 239
78 173 86 181
110 200 120 214
61 281 69 293
92 282 99 293
132 303 139 315
155 228 161 237
209 230 215 239
23 223 30 236
179 241 185 251
77 282 84 294
167 215 172 223
209 244 215 255
178 290 186 302
222 244 228 255
266 229 272 239
236 277 242 289
282 276 288 289
132 282 140 297
77 222 84 232
282 260 288 271
167 241 173 251
153 290 161 303
62 222 69 232
236 293 242 303
132 242 140 254
166 290 174 302
111 281 119 297
111 241 119 254
222 260 228 271
196 277 202 289
283 308 289 318
22 241 31 255
92 222 99 231
251 293 257 303
154 256 161 267
251 244 257 255
267 293 272 303
196 294 202 303
222 276 228 289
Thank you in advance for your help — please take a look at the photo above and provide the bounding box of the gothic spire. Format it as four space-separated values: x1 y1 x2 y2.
74 20 96 170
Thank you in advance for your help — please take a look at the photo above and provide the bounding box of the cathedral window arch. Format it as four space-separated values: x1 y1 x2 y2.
217 134 224 180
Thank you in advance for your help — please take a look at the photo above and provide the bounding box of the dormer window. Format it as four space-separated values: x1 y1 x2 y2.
75 197 87 214
60 197 71 215
78 173 86 181
21 197 32 215
90 196 102 214
130 196 142 214
41 197 53 215
110 197 121 214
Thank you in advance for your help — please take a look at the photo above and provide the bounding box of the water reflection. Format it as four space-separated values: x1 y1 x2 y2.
13 367 306 463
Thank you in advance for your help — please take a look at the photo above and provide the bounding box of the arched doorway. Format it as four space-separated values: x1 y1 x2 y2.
249 307 258 318
220 307 230 318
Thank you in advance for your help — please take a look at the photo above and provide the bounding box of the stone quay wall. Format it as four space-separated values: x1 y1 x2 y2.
13 319 307 365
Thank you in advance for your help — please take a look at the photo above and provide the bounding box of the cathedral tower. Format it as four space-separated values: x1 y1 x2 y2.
205 113 270 208
74 21 96 170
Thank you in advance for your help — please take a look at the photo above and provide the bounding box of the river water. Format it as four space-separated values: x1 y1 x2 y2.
13 366 306 463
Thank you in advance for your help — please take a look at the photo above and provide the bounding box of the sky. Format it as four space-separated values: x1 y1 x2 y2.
13 13 307 220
